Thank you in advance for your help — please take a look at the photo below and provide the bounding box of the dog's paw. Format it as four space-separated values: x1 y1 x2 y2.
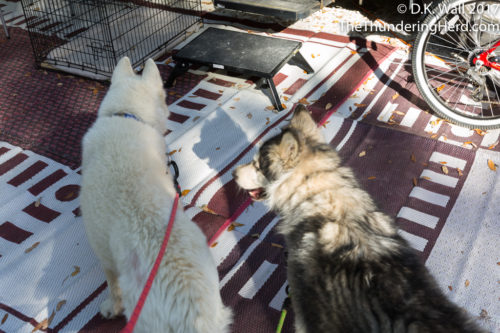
100 298 123 318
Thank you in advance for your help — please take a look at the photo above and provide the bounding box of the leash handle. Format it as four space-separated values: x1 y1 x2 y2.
120 192 180 333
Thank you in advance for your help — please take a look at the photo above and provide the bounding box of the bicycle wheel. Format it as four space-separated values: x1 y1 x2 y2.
412 0 500 129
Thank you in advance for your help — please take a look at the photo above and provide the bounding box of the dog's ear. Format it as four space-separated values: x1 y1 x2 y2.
112 57 135 83
279 132 299 161
290 104 325 143
142 59 163 86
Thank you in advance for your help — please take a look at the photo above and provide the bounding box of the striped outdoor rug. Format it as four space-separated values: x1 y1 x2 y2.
0 5 498 333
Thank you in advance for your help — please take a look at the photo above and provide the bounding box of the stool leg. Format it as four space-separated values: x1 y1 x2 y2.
266 78 284 111
1 8 9 39
164 62 189 88
289 51 314 74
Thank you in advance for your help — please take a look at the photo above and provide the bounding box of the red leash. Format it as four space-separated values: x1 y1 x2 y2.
120 192 180 333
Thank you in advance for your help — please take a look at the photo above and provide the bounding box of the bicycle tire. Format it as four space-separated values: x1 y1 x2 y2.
412 0 500 129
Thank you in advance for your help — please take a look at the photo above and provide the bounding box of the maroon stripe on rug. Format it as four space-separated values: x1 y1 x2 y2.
0 221 33 244
284 78 308 95
281 28 315 38
167 111 189 124
77 312 126 333
186 107 295 210
64 27 87 39
39 22 63 32
6 15 23 24
205 179 250 219
217 212 277 280
22 202 61 223
272 73 288 86
314 48 396 125
52 282 108 333
207 78 236 87
176 100 205 111
0 152 28 176
55 184 79 202
192 88 222 100
396 218 436 244
0 147 9 156
0 303 47 332
27 18 50 28
28 169 67 196
7 161 48 187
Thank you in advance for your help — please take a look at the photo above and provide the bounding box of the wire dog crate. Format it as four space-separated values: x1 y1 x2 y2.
21 0 202 80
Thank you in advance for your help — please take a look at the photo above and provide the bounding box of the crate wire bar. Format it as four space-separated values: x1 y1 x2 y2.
21 0 202 80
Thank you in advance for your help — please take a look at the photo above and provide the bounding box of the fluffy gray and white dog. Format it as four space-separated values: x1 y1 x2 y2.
233 105 483 333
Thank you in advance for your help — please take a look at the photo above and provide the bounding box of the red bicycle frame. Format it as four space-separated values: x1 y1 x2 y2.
473 40 500 71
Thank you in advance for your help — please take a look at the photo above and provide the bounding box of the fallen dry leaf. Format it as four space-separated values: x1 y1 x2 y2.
1 313 7 325
227 224 235 232
71 266 80 277
413 178 418 186
25 242 40 254
181 189 191 197
56 300 67 312
474 129 485 136
465 280 470 287
422 176 431 180
271 243 284 248
367 176 376 180
410 153 416 163
479 309 488 319
487 159 497 171
392 110 405 116
298 97 310 105
246 113 253 119
325 103 332 110
442 165 449 174
436 84 445 92
92 88 98 95
439 161 447 165
201 205 217 215
210 242 218 248
354 103 366 108
448 285 453 291
265 105 275 111
392 93 399 100
359 151 366 157
265 117 270 125
192 116 200 122
32 311 55 332
457 168 463 176
168 150 177 156
215 147 220 151
251 233 260 238
34 197 41 208
488 141 499 149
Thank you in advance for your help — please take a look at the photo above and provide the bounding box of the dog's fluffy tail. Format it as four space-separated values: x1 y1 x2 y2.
218 305 233 333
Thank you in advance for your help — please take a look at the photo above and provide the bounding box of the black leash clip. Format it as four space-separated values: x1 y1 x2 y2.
167 157 182 196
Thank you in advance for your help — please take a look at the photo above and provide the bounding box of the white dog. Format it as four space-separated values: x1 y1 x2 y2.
80 57 232 333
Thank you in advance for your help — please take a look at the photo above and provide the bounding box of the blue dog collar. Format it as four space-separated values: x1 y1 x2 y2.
113 112 142 122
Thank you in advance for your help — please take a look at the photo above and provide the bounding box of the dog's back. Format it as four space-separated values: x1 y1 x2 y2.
80 58 232 332
234 105 483 333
